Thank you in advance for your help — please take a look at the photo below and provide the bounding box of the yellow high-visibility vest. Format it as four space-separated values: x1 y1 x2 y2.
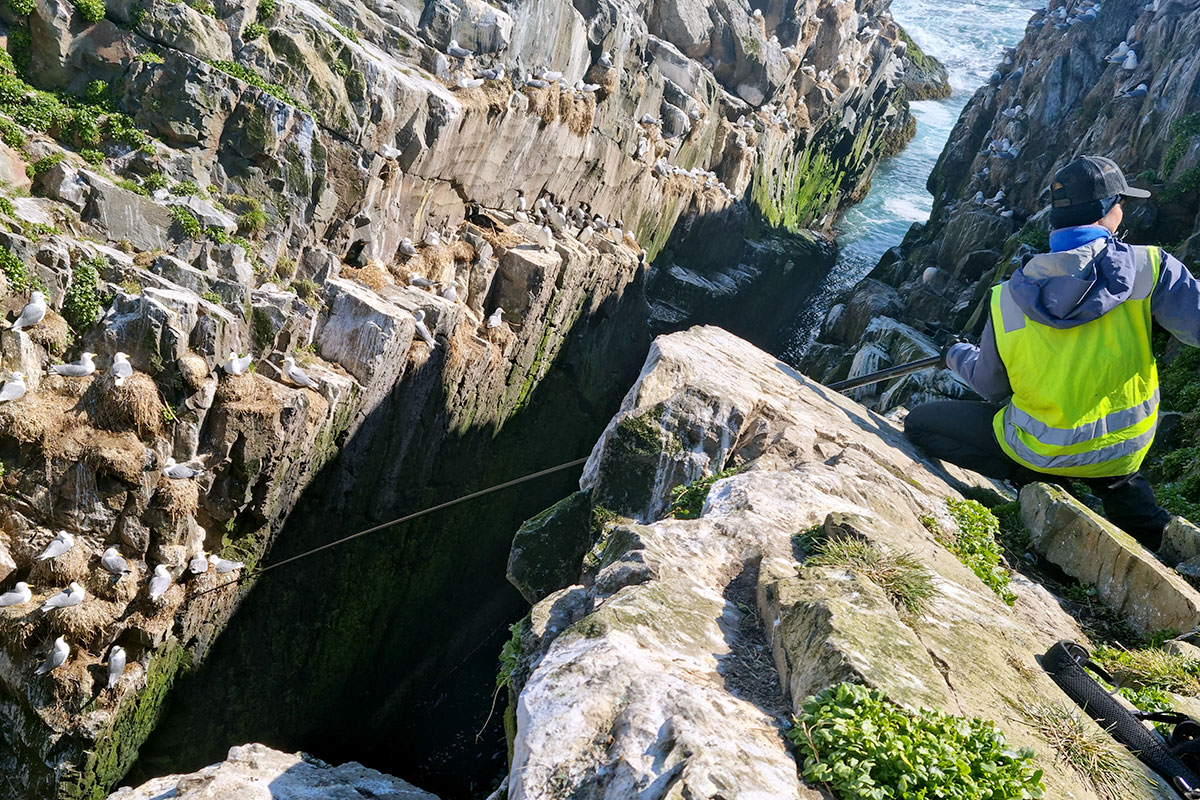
991 245 1160 478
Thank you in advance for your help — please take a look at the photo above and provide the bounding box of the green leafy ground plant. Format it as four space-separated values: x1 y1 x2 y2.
667 464 747 519
61 257 103 332
945 498 1017 605
792 682 1045 799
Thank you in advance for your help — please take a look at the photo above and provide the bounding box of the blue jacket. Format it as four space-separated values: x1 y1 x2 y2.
947 225 1200 402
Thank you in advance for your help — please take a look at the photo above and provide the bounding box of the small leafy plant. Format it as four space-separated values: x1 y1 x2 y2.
668 464 747 519
945 498 1017 605
170 205 201 239
62 257 104 332
792 682 1045 799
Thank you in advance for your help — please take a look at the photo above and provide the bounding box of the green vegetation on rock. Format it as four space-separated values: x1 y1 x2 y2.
944 498 1017 605
791 682 1045 799
210 59 309 112
71 0 106 23
244 21 268 39
0 247 38 292
5 0 33 14
667 464 747 519
62 257 103 332
1161 112 1200 180
170 205 201 239
28 152 65 180
803 536 938 622
1092 643 1200 695
1010 701 1144 800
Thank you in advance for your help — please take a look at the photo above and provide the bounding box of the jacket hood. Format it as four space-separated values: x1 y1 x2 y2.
1008 237 1138 329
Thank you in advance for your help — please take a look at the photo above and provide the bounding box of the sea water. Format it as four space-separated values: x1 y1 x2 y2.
781 0 1043 358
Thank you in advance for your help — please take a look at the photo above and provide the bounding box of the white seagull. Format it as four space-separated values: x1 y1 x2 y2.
111 352 133 386
162 457 204 480
457 76 484 89
107 645 126 689
224 351 252 376
100 546 131 575
423 230 442 247
36 637 69 674
409 273 440 288
0 582 32 607
148 564 172 600
486 307 504 329
209 554 245 573
11 291 46 331
283 356 320 389
0 372 25 403
447 39 473 59
37 531 74 561
50 352 96 378
537 225 554 251
1122 50 1138 70
399 237 419 257
412 309 437 348
189 553 209 574
42 582 85 611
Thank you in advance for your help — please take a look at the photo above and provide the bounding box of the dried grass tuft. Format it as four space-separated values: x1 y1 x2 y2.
479 226 525 253
524 85 559 125
26 310 71 356
86 372 164 438
216 371 278 412
455 80 512 114
0 388 79 446
75 428 148 485
565 92 596 136
152 476 199 521
341 260 392 291
42 373 93 399
304 389 329 429
176 352 209 392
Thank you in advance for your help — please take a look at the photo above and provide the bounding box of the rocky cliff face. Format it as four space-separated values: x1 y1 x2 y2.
505 325 1200 798
0 0 938 793
800 0 1200 412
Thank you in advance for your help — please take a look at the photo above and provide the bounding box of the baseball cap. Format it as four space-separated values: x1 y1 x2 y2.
1050 155 1151 209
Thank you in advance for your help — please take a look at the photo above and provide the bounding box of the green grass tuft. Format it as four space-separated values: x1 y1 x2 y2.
667 464 747 519
803 536 938 622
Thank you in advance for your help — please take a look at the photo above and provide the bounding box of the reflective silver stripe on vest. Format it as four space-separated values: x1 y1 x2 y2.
1002 419 1157 470
1004 390 1159 447
998 284 1025 333
1130 246 1157 300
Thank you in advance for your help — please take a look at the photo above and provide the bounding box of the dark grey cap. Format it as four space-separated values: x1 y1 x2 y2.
1050 155 1151 208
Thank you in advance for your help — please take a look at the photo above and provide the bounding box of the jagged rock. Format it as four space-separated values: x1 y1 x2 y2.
106 743 439 799
506 490 593 603
83 180 175 252
1161 516 1200 568
1020 482 1200 637
35 161 89 212
515 326 1168 800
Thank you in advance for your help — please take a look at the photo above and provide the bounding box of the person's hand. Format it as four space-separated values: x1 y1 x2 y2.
938 338 966 369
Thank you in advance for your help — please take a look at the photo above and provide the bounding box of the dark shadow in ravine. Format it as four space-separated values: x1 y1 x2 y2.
127 204 841 799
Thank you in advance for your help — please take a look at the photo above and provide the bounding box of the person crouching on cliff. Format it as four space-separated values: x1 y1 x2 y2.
905 155 1200 552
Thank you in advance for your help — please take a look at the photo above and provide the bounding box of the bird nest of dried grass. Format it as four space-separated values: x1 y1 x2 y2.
341 260 392 292
523 85 559 125
0 386 79 446
584 64 618 98
152 476 200 521
26 310 72 356
85 372 164 439
414 240 475 284
215 371 279 413
562 92 596 136
176 352 210 393
455 79 512 114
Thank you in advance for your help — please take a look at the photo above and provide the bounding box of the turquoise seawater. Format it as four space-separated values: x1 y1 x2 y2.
782 0 1043 357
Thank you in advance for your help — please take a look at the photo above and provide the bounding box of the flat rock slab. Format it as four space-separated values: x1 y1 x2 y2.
106 743 439 799
1020 482 1200 637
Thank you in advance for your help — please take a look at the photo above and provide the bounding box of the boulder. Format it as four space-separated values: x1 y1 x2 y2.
506 491 594 604
1020 483 1200 637
106 743 438 799
83 180 176 253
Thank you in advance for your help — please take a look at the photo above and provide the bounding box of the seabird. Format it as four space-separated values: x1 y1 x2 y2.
399 237 419 257
0 372 25 403
524 74 550 89
148 564 172 600
476 65 505 81
35 637 69 674
1119 82 1148 98
283 356 320 389
598 51 613 69
224 351 252 376
447 39 473 59
486 307 504 328
42 582 85 611
409 273 440 288
1122 50 1138 70
537 66 564 82
100 546 131 575
50 352 96 378
440 283 458 303
423 230 442 247
162 457 204 480
412 309 437 347
1106 41 1129 62
209 554 245 573
189 553 209 574
107 646 126 689
37 531 74 561
0 582 32 607
456 76 484 89
537 225 554 251
111 352 133 386
11 291 46 331
922 267 938 284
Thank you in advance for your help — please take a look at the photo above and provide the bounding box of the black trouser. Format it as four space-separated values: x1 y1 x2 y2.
904 400 1171 551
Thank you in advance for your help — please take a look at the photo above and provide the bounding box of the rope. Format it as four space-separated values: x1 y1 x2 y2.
192 456 591 598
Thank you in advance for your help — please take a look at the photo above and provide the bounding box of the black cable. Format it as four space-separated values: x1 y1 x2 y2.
192 456 590 598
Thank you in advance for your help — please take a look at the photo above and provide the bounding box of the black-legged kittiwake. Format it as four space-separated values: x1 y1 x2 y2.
440 282 458 303
36 636 69 674
598 51 613 69
42 582 85 611
1122 50 1138 70
111 352 133 386
412 309 437 347
283 356 320 389
224 351 252 376
536 66 563 82
524 74 550 89
163 457 204 480
37 531 74 561
0 581 31 607
409 273 440 288
399 238 419 257
189 553 209 574
1120 83 1148 98
148 564 172 599
11 291 46 331
107 645 126 689
100 546 131 575
0 371 25 403
209 554 244 573
476 65 504 81
423 230 442 247
486 307 504 328
447 39 473 58
457 76 484 89
50 352 96 378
